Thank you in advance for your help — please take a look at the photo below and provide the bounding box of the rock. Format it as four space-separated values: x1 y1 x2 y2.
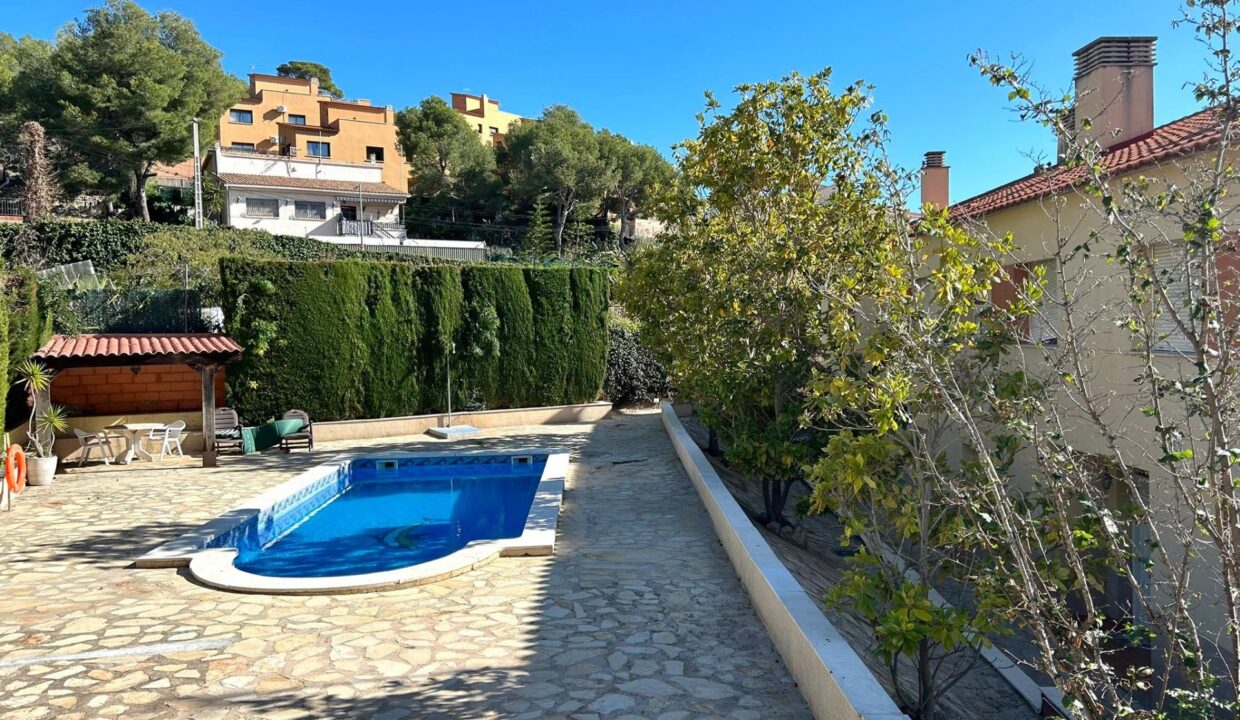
587 693 635 714
618 678 679 697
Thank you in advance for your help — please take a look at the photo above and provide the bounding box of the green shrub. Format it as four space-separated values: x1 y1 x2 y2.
605 324 672 407
0 220 159 271
221 257 608 423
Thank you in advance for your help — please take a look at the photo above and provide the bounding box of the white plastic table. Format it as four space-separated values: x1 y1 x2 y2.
103 423 167 464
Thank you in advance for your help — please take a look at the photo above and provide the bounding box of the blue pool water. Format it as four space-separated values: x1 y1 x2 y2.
215 455 545 578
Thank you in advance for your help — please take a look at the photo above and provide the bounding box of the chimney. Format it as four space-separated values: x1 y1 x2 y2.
920 151 949 210
1071 37 1156 151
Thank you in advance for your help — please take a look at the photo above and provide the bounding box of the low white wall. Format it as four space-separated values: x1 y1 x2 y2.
660 402 908 720
312 402 613 442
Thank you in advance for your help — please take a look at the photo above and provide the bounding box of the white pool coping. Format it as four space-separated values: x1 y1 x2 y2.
136 449 569 595
660 403 909 720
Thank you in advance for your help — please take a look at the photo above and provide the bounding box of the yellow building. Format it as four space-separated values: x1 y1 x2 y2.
923 35 1238 705
450 92 523 146
210 74 411 242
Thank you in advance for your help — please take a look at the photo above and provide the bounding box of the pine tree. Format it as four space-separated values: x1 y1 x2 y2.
520 195 553 257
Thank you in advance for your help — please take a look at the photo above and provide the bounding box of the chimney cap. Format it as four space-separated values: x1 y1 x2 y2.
923 150 947 168
1073 36 1156 78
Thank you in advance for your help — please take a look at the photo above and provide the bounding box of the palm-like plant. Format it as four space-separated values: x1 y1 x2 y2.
14 360 69 458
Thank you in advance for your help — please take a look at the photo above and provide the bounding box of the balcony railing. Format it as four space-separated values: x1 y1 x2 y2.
339 218 373 237
338 218 407 239
220 144 290 158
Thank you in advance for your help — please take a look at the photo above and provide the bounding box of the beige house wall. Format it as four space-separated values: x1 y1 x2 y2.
960 150 1233 636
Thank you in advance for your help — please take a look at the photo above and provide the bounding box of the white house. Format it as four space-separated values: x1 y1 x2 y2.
212 146 409 242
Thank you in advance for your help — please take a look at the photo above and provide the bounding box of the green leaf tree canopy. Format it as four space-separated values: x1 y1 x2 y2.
505 105 616 255
276 60 342 99
597 131 672 242
39 0 242 221
395 96 498 205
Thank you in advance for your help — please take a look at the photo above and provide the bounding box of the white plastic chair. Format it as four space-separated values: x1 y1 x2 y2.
146 421 186 460
73 428 115 467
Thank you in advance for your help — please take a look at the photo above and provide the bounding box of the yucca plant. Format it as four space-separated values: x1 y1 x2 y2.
14 360 69 458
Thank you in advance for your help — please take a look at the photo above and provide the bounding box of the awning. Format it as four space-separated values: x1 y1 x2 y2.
335 195 403 204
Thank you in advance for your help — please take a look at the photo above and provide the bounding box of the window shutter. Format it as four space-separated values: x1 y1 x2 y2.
992 264 1031 340
1151 244 1194 353
1217 240 1240 333
1027 260 1060 344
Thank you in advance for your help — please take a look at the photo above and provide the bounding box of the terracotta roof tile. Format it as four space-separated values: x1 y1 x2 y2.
950 108 1223 220
216 173 408 197
35 334 243 364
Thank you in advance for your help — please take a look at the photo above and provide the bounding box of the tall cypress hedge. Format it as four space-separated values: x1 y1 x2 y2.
4 270 50 432
220 257 609 423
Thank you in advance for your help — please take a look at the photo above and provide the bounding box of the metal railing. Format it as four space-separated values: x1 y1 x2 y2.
0 198 25 216
337 219 408 239
220 144 285 157
339 218 373 237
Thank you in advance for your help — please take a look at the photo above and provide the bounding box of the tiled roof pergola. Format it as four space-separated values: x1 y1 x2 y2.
33 333 244 466
35 333 243 369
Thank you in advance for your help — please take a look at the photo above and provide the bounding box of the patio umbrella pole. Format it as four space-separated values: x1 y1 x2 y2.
426 341 479 439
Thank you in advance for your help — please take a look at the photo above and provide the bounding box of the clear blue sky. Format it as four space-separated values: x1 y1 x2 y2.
4 0 1212 203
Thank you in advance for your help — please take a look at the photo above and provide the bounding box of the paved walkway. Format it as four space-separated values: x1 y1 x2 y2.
0 411 810 720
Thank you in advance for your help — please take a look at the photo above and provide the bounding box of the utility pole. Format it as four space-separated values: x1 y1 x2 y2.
192 118 203 230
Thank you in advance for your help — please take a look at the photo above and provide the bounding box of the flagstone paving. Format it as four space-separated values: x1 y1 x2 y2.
0 410 811 719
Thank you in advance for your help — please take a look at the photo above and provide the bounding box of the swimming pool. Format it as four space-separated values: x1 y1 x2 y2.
137 449 568 594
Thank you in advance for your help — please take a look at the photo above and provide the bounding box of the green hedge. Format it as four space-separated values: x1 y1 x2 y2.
0 220 160 271
220 257 609 423
4 270 51 431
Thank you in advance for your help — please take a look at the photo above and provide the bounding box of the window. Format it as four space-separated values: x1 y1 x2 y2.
287 114 307 125
294 200 326 220
1026 260 1060 345
229 109 253 124
307 141 331 158
1151 243 1198 353
489 127 499 136
340 205 357 221
992 261 1059 344
478 123 483 134
245 198 279 218
229 142 256 152
365 146 384 163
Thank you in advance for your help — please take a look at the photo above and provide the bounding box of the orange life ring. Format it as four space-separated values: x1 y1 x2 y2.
6 444 26 494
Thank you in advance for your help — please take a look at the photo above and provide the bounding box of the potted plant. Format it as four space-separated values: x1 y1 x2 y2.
14 360 69 485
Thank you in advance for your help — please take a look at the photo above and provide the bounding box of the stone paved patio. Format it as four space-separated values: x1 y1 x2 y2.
0 410 811 719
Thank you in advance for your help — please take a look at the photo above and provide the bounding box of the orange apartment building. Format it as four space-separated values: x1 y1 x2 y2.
209 74 411 243
450 92 523 146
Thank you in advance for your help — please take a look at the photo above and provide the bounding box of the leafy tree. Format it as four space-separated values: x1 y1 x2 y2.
624 68 1005 720
395 96 498 205
622 70 870 526
505 105 616 255
276 60 342 99
38 0 242 221
598 131 673 243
